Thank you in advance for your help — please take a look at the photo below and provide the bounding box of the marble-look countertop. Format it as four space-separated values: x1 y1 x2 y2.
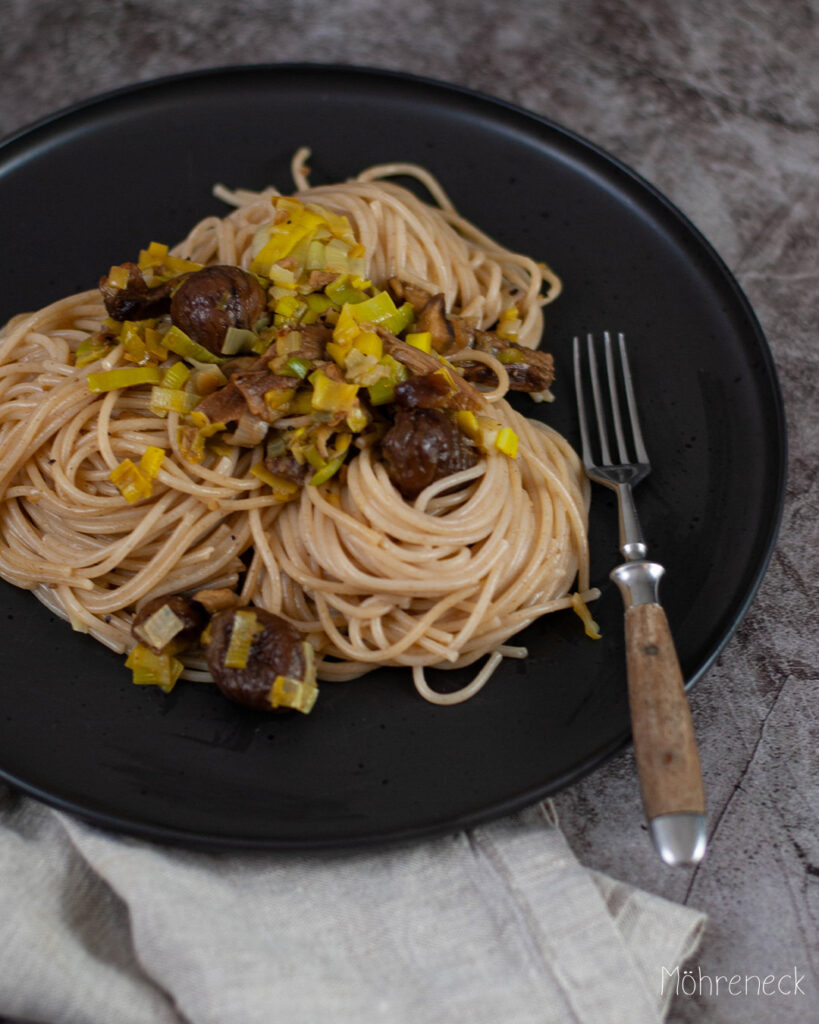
1 2 816 1021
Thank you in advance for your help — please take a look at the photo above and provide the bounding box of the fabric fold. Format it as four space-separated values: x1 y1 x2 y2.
0 787 705 1024
0 789 184 1024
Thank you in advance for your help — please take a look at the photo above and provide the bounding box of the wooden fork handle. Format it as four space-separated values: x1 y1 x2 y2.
612 562 706 864
624 602 705 817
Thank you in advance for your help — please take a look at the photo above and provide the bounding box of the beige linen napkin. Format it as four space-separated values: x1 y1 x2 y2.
0 786 704 1024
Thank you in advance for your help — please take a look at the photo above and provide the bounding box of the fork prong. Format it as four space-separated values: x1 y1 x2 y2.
572 336 593 467
604 331 630 464
587 333 612 465
617 332 649 464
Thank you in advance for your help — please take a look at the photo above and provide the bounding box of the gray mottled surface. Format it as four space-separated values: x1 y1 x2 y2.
2 1 817 1021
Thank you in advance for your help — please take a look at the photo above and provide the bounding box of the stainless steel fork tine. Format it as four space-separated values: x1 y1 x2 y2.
604 331 630 464
617 332 649 464
572 336 593 466
586 333 612 465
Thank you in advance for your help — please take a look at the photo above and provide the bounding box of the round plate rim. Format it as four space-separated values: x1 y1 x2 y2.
0 63 787 848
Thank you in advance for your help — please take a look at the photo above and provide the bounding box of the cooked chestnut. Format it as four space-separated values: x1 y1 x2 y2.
380 407 479 499
170 265 267 355
204 607 314 712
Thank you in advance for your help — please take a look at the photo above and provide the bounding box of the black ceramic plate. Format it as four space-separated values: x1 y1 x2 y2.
0 66 785 848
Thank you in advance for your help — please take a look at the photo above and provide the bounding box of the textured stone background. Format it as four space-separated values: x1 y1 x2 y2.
1 1 817 1022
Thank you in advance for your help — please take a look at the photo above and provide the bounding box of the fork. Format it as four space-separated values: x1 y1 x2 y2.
573 332 707 866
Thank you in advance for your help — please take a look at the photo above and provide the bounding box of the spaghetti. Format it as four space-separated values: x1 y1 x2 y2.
0 156 593 709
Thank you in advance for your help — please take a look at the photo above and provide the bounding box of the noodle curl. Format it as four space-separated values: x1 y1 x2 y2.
0 157 591 707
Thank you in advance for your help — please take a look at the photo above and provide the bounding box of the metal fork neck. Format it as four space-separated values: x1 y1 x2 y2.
616 481 648 561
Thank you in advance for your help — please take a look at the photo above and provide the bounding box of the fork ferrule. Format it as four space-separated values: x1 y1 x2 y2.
611 561 665 608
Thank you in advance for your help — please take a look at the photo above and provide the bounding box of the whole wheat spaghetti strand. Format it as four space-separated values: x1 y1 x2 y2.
0 158 591 707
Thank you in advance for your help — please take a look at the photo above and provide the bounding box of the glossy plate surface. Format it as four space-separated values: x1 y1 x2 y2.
0 66 785 847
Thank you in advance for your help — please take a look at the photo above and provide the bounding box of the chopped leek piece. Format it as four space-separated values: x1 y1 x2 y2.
431 365 457 393
304 201 356 244
332 304 361 348
274 295 304 319
164 255 204 276
144 327 168 361
75 336 113 368
455 409 480 439
325 339 350 368
333 431 353 457
289 390 314 414
273 296 307 328
269 673 318 714
87 366 163 392
347 290 398 325
268 264 298 288
189 410 226 436
353 331 382 359
125 643 184 692
107 264 130 290
282 355 311 379
346 403 369 433
496 307 521 342
325 276 369 306
310 369 359 412
122 327 148 364
346 291 414 334
149 386 201 415
405 331 432 353
326 340 350 366
109 446 165 503
306 239 326 271
366 355 410 405
323 237 352 274
495 426 519 458
134 604 186 651
498 347 524 364
109 459 144 502
250 204 325 275
249 464 301 501
138 241 169 269
366 377 396 405
304 292 334 315
342 348 381 385
224 608 264 669
221 326 260 355
139 445 166 478
264 386 296 411
457 411 516 457
275 330 304 360
190 364 227 395
163 325 225 364
305 445 325 471
276 196 303 214
388 301 415 336
570 593 601 640
309 449 347 486
161 360 191 390
178 411 225 464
